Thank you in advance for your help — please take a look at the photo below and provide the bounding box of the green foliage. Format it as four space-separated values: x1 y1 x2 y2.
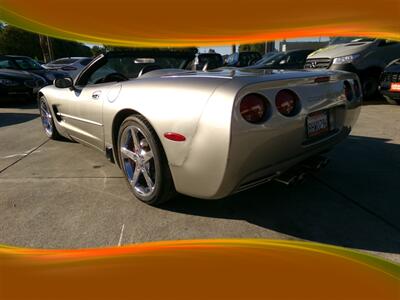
0 26 43 59
239 43 265 54
51 39 92 58
0 25 92 60
91 45 106 56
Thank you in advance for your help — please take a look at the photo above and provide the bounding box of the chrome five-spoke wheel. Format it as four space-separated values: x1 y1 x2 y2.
40 98 53 137
118 115 175 205
120 126 156 197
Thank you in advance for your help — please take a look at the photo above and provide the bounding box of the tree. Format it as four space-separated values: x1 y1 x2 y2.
91 45 106 56
51 38 92 58
0 26 43 60
239 43 265 54
0 25 92 61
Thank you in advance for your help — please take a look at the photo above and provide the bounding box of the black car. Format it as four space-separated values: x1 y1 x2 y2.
247 49 314 70
225 52 262 67
0 55 68 86
380 58 400 105
0 68 46 100
186 53 224 71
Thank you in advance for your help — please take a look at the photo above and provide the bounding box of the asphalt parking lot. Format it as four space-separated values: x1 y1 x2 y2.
0 99 399 263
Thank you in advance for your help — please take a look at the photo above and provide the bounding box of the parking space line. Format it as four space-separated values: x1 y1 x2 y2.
0 139 49 174
118 224 125 246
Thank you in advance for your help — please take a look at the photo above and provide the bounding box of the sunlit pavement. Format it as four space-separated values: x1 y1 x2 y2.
1 99 399 263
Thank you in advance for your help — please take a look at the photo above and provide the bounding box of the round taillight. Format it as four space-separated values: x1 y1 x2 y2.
344 81 353 101
240 94 267 123
275 89 300 117
353 80 361 98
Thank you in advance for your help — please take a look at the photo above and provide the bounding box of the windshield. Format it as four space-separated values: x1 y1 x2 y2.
329 37 376 45
254 52 282 66
49 58 79 65
84 51 194 85
13 57 43 70
197 54 223 70
254 52 286 66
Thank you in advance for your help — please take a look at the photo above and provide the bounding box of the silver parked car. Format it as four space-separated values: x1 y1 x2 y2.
43 57 93 78
38 50 361 205
305 38 400 99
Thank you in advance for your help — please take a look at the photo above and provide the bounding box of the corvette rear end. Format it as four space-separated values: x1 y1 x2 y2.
169 69 362 199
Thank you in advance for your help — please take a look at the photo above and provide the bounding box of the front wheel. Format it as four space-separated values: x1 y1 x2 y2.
361 75 379 100
38 96 62 140
117 115 175 205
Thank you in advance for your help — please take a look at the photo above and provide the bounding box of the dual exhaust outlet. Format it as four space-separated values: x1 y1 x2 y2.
274 156 329 186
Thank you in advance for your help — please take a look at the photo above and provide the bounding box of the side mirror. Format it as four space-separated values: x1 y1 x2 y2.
279 59 286 65
54 77 73 89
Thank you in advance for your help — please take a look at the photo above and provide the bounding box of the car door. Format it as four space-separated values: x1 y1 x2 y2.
63 83 105 150
58 56 116 151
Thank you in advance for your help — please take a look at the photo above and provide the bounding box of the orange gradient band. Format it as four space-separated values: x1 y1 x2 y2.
1 0 399 46
1 239 399 300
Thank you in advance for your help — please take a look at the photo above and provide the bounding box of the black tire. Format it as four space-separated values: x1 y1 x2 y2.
38 96 62 140
361 75 380 100
117 115 175 205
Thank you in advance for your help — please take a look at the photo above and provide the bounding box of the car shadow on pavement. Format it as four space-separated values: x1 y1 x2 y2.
0 113 39 128
162 135 400 254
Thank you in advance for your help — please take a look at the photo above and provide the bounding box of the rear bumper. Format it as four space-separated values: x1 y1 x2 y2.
234 126 350 193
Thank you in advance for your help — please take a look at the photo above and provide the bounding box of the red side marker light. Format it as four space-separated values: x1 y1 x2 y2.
164 132 186 142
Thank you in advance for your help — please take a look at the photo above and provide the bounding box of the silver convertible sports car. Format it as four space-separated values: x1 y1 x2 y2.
38 50 361 205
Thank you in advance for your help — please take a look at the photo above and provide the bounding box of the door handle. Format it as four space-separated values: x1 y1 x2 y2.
92 91 102 100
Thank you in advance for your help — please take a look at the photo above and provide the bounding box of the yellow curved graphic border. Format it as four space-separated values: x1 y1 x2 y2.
1 239 399 299
1 0 399 46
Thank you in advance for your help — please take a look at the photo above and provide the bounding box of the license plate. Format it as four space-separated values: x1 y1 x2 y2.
307 111 329 138
390 82 400 92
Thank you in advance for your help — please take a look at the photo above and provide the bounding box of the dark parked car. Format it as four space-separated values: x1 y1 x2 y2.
225 52 262 67
0 68 46 100
0 55 67 85
247 49 314 69
43 57 93 78
186 53 224 70
380 58 400 105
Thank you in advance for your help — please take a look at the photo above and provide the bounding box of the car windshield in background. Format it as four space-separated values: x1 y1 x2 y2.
254 52 283 65
108 56 189 77
87 53 193 84
257 52 286 66
13 57 43 70
329 37 376 45
50 58 80 65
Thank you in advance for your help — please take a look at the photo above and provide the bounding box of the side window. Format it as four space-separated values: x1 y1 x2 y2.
0 59 14 69
87 64 119 84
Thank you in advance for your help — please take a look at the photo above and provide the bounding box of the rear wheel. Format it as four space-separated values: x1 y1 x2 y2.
38 96 61 140
117 115 175 205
